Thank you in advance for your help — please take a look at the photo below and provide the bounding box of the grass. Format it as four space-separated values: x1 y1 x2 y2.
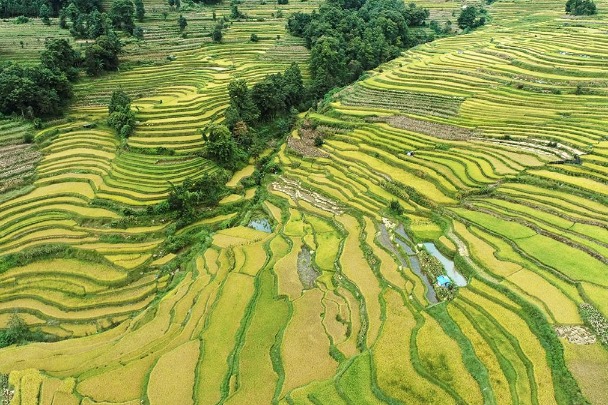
146 340 199 405
280 288 338 396
338 215 383 346
416 313 484 403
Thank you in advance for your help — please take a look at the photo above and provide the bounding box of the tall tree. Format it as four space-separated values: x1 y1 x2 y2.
40 38 81 81
178 14 187 31
204 124 243 168
282 62 304 107
225 79 259 128
251 73 286 120
212 24 222 42
83 33 122 76
39 3 50 24
134 0 145 21
107 89 136 137
110 0 135 34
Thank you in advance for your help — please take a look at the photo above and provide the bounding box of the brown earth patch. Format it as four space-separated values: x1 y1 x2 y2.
554 325 596 345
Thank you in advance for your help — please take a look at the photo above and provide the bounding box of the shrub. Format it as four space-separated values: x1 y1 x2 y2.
0 314 46 348
457 5 486 30
14 15 29 24
389 199 403 215
580 303 608 346
565 0 597 15
23 132 35 143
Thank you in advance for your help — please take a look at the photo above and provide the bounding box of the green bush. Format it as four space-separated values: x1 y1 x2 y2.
566 0 597 15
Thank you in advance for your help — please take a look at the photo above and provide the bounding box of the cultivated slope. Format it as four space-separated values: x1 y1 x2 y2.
1 0 607 404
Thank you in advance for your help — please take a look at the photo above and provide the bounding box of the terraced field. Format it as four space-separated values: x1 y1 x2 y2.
1 0 608 404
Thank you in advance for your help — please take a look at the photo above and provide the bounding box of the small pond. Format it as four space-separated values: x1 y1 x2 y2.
378 223 437 304
248 218 272 233
422 243 467 287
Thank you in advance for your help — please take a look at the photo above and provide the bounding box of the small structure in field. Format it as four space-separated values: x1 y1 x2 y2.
437 275 452 288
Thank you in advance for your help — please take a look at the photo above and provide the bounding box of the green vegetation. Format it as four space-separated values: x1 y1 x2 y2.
457 4 486 30
0 314 46 348
107 89 135 137
565 0 597 15
0 0 606 403
288 0 430 95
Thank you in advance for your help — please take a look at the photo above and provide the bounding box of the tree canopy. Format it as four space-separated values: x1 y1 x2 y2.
204 124 246 169
457 5 486 30
83 33 122 76
0 62 72 118
287 0 429 96
565 0 597 15
107 89 136 137
41 38 81 81
110 0 135 34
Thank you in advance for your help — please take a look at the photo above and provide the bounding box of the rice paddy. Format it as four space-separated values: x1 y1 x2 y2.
0 0 607 403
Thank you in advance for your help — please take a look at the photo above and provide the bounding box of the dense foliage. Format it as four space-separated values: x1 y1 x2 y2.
168 171 230 217
0 62 72 118
109 0 135 34
226 63 304 126
83 33 122 76
288 0 429 96
0 315 45 348
0 0 73 17
41 38 81 81
107 89 136 137
565 0 597 15
457 5 487 30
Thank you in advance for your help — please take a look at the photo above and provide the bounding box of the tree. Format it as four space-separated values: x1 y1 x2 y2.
167 171 229 216
204 124 244 168
178 14 187 31
108 89 131 114
59 9 67 28
133 25 144 39
389 199 403 215
309 35 348 96
212 23 222 42
0 314 43 348
107 89 136 137
278 0 288 4
250 33 258 42
39 3 50 25
457 5 485 30
0 62 72 118
87 10 109 39
41 38 81 81
83 33 122 76
134 0 145 21
565 0 597 15
252 73 286 120
230 5 244 19
282 62 304 107
225 79 259 128
110 0 135 34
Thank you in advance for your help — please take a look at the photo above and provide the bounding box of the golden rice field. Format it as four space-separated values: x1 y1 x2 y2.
0 0 607 403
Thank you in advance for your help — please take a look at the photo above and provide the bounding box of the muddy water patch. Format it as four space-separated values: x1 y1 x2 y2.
378 223 437 304
248 218 272 233
297 245 320 289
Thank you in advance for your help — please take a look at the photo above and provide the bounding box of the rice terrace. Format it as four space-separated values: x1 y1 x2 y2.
0 0 607 402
